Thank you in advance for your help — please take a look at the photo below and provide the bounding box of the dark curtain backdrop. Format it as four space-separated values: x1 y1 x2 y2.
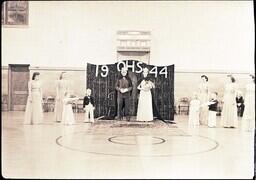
86 60 174 120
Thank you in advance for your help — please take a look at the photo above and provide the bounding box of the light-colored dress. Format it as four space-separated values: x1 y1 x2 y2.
137 80 154 122
24 80 43 124
198 82 209 125
84 102 95 123
207 100 218 128
208 111 217 127
62 97 78 125
221 83 238 128
188 99 200 127
242 83 255 131
54 79 69 122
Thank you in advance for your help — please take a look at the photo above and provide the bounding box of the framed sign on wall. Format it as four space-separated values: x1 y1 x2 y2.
2 1 29 26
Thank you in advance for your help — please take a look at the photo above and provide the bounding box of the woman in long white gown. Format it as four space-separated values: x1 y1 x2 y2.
137 68 155 122
54 72 69 122
24 72 44 124
221 75 238 128
188 93 201 127
62 92 79 125
198 75 209 125
242 75 255 131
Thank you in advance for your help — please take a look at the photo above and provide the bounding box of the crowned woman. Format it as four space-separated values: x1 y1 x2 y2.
136 68 155 122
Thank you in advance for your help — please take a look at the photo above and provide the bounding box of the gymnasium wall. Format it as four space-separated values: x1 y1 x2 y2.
1 1 254 72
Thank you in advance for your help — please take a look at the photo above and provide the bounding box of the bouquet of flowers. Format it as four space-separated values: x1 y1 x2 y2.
64 95 79 104
143 81 154 91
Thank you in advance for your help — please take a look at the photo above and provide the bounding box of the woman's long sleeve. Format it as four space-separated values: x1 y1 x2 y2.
28 81 32 101
56 81 59 99
39 82 43 100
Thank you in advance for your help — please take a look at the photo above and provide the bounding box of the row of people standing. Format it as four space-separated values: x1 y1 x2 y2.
23 70 254 130
24 66 156 124
189 74 255 131
115 67 156 122
24 72 95 125
221 74 254 131
188 91 218 128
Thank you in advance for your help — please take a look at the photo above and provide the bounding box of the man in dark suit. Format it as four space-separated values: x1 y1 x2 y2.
115 67 133 121
83 89 95 123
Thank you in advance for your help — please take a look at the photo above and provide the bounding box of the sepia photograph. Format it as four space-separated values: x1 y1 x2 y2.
1 0 255 179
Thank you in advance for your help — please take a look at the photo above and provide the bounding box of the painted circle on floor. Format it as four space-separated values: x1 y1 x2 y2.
56 132 219 157
108 135 166 145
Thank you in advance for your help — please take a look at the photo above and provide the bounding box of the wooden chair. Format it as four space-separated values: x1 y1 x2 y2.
178 97 190 115
76 98 85 113
42 97 48 112
46 96 55 112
